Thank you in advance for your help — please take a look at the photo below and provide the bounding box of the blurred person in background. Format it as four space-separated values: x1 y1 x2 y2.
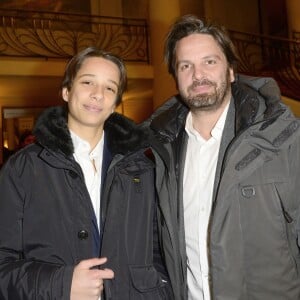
18 129 36 149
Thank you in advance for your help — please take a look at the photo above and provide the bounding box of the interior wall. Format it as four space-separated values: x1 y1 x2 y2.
179 0 205 17
286 0 300 38
204 0 260 33
122 0 147 19
259 0 288 37
282 96 300 117
95 0 123 16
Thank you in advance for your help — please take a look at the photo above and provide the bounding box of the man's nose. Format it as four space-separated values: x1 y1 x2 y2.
90 85 104 101
192 65 206 80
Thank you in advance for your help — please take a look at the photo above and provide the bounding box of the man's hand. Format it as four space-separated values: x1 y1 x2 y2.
71 257 114 300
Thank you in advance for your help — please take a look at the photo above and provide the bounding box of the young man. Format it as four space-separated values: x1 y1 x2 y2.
147 15 300 300
0 47 171 299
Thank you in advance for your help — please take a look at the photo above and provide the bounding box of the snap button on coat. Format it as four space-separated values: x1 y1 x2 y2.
78 230 89 240
241 186 256 198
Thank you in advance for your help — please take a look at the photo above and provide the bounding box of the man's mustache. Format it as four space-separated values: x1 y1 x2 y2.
189 79 216 90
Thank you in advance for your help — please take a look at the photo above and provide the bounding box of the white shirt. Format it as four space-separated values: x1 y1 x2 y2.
71 131 104 300
71 130 104 227
183 104 229 300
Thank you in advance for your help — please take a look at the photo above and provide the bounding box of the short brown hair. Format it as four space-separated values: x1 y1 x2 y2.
164 15 240 78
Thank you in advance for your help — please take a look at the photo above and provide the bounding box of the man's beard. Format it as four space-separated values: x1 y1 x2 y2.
181 72 231 112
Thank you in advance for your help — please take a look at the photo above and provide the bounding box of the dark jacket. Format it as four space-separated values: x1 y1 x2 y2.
0 106 171 300
148 75 300 300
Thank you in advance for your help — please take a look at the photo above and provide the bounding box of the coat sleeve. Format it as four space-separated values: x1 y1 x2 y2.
0 155 73 300
292 136 300 249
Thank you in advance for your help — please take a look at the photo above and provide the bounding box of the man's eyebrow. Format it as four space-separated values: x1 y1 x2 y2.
177 59 191 64
108 79 119 88
77 74 119 88
77 73 95 79
202 54 222 60
178 54 222 61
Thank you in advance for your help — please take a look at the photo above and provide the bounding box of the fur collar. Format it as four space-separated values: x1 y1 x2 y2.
33 106 149 157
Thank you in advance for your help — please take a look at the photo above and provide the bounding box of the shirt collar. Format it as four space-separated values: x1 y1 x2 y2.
185 101 230 141
70 130 104 158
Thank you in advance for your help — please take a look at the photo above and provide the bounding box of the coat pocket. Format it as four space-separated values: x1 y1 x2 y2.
129 264 168 299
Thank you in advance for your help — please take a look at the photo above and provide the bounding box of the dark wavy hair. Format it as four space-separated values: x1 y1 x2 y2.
164 15 240 78
61 47 127 106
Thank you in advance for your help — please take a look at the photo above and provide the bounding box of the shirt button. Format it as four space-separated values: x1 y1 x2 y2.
78 230 89 240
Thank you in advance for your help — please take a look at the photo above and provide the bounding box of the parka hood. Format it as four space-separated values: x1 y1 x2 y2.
33 106 148 157
148 75 288 142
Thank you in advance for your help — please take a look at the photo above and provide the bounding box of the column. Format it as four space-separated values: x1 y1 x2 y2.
286 0 300 38
148 0 180 109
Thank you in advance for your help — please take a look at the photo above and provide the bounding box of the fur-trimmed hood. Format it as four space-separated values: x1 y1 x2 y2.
33 106 149 157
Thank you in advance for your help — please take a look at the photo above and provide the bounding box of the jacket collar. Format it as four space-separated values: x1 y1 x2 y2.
33 106 148 157
149 75 286 142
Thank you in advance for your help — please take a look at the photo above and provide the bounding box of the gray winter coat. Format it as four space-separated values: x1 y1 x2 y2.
148 75 300 300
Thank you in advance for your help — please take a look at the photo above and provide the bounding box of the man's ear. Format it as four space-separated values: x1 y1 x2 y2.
112 103 117 114
230 67 235 83
62 87 69 102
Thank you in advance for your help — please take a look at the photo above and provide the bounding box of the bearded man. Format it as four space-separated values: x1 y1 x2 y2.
146 14 300 300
